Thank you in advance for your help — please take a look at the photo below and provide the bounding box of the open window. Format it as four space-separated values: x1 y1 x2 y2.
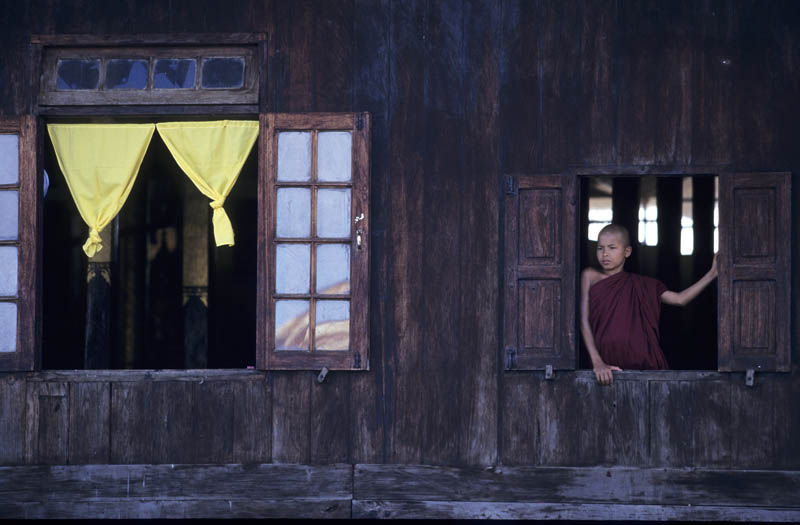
502 171 791 374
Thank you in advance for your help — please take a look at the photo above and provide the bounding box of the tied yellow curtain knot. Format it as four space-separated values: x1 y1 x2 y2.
83 228 103 258
210 198 225 210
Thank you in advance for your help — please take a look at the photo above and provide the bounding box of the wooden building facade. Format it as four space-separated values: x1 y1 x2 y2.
1 0 799 519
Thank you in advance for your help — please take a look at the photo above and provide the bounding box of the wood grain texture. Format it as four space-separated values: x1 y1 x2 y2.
384 0 427 464
25 381 67 464
68 381 110 464
0 375 26 464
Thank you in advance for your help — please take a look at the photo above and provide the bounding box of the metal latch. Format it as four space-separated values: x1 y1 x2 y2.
354 352 361 369
505 346 517 370
745 369 755 387
317 367 329 384
504 175 517 195
545 364 554 380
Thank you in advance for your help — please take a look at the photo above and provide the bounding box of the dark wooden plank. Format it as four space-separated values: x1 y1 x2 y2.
25 381 68 465
773 372 800 470
0 375 26 465
192 380 235 463
350 0 391 463
68 381 110 464
271 372 311 463
457 0 502 466
30 33 268 46
354 464 800 507
0 463 353 518
418 0 464 465
1 498 351 519
730 375 776 468
353 501 800 521
231 376 271 463
577 0 618 165
383 0 428 464
649 377 731 467
501 374 647 466
306 0 355 464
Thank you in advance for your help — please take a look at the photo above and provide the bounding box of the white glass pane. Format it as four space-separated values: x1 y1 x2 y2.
645 222 658 246
0 246 18 296
645 204 658 221
276 187 310 238
714 227 719 253
638 221 645 243
315 300 349 351
0 134 19 184
680 227 694 255
275 300 309 350
318 131 352 182
0 302 16 353
276 244 310 294
713 203 719 227
317 188 351 238
277 132 312 182
0 190 19 241
588 222 610 242
316 244 350 295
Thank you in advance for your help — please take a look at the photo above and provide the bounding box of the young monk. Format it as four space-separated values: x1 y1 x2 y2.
581 224 718 385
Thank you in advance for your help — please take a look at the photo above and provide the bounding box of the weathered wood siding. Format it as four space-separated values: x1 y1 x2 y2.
0 0 799 469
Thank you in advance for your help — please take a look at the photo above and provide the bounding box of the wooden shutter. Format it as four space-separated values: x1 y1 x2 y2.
257 113 370 370
0 116 40 371
718 172 791 372
504 174 577 370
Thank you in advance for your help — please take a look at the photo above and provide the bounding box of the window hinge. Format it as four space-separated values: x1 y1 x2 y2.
545 364 554 380
745 368 755 387
505 346 517 370
504 175 517 195
354 351 361 369
356 113 365 130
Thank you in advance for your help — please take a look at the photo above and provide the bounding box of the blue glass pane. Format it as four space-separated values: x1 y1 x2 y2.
106 59 148 89
154 59 196 89
201 57 245 89
57 60 100 90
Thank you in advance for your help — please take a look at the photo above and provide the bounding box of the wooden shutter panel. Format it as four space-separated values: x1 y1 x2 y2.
718 172 791 372
504 174 577 370
0 115 40 371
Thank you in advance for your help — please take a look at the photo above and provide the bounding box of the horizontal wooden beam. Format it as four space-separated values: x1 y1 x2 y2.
30 33 266 46
1 464 799 520
353 501 800 521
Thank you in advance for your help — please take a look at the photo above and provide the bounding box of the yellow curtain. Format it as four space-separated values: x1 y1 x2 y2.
47 124 155 257
156 120 259 246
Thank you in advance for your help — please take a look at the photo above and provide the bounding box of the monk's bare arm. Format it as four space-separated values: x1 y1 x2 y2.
661 253 718 306
580 268 622 385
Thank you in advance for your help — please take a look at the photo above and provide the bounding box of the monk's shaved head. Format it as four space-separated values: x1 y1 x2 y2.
598 224 630 247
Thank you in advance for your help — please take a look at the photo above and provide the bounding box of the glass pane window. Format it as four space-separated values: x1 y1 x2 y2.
0 134 19 185
0 246 18 297
57 59 100 90
318 132 352 182
0 302 16 353
154 59 196 89
106 59 148 89
681 176 693 255
315 300 350 351
275 244 310 294
316 244 350 295
638 176 658 246
275 300 310 351
317 188 351 238
201 57 245 89
0 190 19 241
276 187 311 238
277 132 312 182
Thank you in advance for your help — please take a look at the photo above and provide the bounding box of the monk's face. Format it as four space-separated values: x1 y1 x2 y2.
596 231 631 274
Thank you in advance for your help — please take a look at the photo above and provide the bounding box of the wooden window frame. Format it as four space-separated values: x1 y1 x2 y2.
34 33 263 107
503 167 791 374
0 116 41 371
257 113 371 371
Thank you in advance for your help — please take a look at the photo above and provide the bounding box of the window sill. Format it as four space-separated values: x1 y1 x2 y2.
19 368 267 382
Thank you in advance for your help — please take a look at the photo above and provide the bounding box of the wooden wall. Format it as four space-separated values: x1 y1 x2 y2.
0 0 799 469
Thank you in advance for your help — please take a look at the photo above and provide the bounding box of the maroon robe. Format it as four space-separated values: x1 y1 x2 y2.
589 271 669 370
